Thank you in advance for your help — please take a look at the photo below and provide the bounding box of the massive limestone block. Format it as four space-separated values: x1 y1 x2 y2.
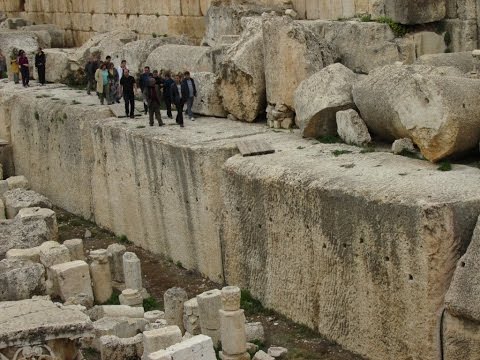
445 215 480 321
204 2 278 47
43 48 79 83
0 298 92 350
0 212 58 257
22 24 66 48
191 72 227 118
442 19 478 52
219 17 265 122
144 45 214 74
304 20 414 74
294 63 357 138
0 30 40 57
415 52 474 73
75 30 138 64
222 144 480 360
262 14 337 109
0 258 45 301
3 188 52 219
100 334 144 360
353 65 480 162
384 0 446 24
443 312 480 360
113 36 195 76
336 109 371 146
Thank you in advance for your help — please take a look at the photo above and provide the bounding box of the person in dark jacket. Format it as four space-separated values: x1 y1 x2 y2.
171 72 187 128
163 71 174 119
35 48 46 85
139 66 152 114
84 56 99 95
181 71 196 120
143 77 164 127
120 68 137 118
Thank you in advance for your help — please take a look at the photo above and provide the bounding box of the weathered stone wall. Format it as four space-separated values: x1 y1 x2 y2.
4 83 480 359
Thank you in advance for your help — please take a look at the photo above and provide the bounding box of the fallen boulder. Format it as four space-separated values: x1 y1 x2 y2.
415 52 473 74
191 72 227 118
3 188 52 219
0 209 58 257
384 0 446 24
336 109 371 146
0 258 45 301
144 44 214 74
219 17 266 122
262 14 337 109
353 65 480 162
294 63 357 138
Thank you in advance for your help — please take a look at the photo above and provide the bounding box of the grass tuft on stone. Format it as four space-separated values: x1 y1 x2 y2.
438 161 452 171
332 149 353 157
104 290 121 305
143 296 162 312
317 135 342 144
241 289 268 315
376 16 408 37
117 234 132 245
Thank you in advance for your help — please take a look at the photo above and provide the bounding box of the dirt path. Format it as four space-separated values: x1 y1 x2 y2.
56 207 365 360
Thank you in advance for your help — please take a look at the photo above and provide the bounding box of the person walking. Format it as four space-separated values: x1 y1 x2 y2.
116 59 127 103
163 71 174 119
95 62 108 105
139 66 152 115
35 48 46 85
143 77 164 127
10 55 19 84
0 50 6 79
120 68 137 119
171 72 186 128
107 62 119 105
18 50 29 87
85 56 98 95
182 71 196 121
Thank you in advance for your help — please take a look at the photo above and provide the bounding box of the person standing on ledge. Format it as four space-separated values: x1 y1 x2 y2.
95 62 108 105
163 71 174 119
144 77 164 127
120 68 137 119
10 55 19 84
171 72 186 128
182 71 196 121
139 66 152 115
18 50 29 87
35 48 46 86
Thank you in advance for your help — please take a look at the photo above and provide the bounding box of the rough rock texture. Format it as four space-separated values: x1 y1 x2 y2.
145 45 214 74
245 322 265 343
219 17 266 122
304 20 414 74
43 48 78 83
75 30 138 64
100 334 144 360
336 109 371 146
445 215 480 321
21 24 66 48
262 14 337 109
294 63 357 138
415 52 474 73
191 72 227 117
0 258 45 301
442 19 479 52
0 210 58 257
203 2 278 47
353 65 480 162
222 145 480 360
114 36 195 76
3 188 52 219
384 0 446 24
0 298 92 348
443 312 480 360
392 138 416 155
49 260 93 303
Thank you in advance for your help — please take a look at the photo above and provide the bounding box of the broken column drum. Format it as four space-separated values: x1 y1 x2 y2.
197 289 223 346
123 251 142 291
107 243 126 283
89 249 113 304
164 287 188 334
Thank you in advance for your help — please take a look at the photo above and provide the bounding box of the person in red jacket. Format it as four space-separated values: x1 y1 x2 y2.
18 50 29 87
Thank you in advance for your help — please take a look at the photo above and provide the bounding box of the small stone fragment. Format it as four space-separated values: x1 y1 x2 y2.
392 138 416 155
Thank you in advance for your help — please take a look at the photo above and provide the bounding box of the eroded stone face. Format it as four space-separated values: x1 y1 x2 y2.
384 0 446 24
0 258 45 301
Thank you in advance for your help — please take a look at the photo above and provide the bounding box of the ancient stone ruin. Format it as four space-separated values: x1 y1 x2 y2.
2 0 480 359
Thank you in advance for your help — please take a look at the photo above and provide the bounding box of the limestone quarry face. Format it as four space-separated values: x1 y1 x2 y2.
353 65 480 162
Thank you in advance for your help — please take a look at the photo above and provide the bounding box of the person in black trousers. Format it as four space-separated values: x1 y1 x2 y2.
120 68 137 118
35 48 46 85
163 71 174 119
171 73 187 128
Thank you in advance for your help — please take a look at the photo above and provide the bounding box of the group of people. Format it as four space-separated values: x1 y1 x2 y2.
2 48 46 87
85 56 197 128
